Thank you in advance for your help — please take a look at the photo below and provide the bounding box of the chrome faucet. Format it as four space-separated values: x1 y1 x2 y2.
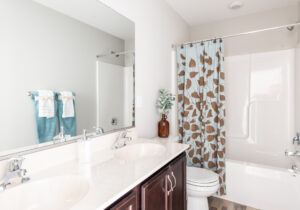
112 130 132 149
293 133 300 145
0 157 30 191
93 126 104 135
59 126 66 142
82 129 88 141
53 126 66 143
80 127 104 142
288 165 299 176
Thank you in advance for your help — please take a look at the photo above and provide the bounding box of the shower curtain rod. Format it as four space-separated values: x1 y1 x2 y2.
172 22 300 48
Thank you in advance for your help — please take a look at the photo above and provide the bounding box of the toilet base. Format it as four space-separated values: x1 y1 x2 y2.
187 196 209 210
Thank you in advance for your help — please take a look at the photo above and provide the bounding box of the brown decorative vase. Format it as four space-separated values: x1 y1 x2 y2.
158 114 169 138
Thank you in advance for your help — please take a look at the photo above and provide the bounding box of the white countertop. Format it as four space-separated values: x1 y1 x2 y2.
26 138 189 210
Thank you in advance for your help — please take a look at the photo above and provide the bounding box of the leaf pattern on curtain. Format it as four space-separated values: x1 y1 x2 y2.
177 39 226 195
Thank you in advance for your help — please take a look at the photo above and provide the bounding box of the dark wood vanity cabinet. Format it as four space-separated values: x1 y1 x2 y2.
107 153 186 210
108 187 139 210
167 154 186 210
141 167 169 210
141 153 186 210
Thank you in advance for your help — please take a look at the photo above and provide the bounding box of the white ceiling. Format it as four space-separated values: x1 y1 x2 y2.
165 0 299 26
33 0 134 40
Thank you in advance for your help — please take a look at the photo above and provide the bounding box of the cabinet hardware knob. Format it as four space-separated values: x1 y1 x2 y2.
171 171 177 190
167 175 173 196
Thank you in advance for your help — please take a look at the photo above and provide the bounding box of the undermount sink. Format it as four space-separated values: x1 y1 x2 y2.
114 142 166 160
0 176 89 210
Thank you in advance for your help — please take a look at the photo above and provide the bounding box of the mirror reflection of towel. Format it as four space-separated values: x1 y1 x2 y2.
37 90 54 118
57 92 76 137
59 91 75 118
31 91 57 143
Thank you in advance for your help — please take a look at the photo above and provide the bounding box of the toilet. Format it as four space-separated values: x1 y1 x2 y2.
187 166 220 210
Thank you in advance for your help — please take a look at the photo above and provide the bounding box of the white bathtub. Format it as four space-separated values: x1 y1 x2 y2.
216 159 300 210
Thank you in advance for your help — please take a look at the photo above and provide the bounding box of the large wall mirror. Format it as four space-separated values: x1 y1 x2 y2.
0 0 135 156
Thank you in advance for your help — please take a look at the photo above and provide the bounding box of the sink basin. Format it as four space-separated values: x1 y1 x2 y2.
114 142 166 160
0 176 89 210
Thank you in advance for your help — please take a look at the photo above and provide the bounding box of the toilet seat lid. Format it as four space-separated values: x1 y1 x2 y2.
187 167 219 184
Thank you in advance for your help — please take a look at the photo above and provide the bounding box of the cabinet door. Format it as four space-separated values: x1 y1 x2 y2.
108 189 139 210
168 154 186 210
141 167 170 210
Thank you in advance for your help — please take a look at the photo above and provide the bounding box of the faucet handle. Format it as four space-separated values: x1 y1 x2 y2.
292 165 298 170
118 130 127 138
293 132 300 145
7 157 25 172
295 132 300 140
288 164 299 176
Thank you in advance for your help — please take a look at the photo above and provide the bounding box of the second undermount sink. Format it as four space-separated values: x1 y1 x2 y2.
114 142 166 161
0 175 89 210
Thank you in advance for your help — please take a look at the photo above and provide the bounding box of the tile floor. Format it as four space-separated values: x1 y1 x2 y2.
208 197 260 210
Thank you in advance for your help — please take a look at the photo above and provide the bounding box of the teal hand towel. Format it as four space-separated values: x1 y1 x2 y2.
31 91 57 143
57 92 77 137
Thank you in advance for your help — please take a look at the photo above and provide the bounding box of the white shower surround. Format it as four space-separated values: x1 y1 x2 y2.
222 48 300 209
225 49 296 169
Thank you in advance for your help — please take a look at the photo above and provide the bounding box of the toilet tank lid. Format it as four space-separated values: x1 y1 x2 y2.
187 166 219 184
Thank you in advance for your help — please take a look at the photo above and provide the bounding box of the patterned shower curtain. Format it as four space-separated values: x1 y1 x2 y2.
177 39 226 195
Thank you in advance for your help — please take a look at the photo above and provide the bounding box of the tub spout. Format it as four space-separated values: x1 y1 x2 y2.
285 150 300 157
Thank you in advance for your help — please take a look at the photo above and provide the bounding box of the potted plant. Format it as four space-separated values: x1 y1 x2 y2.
156 89 175 138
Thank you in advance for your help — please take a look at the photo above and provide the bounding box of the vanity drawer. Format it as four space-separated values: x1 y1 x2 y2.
107 188 139 210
